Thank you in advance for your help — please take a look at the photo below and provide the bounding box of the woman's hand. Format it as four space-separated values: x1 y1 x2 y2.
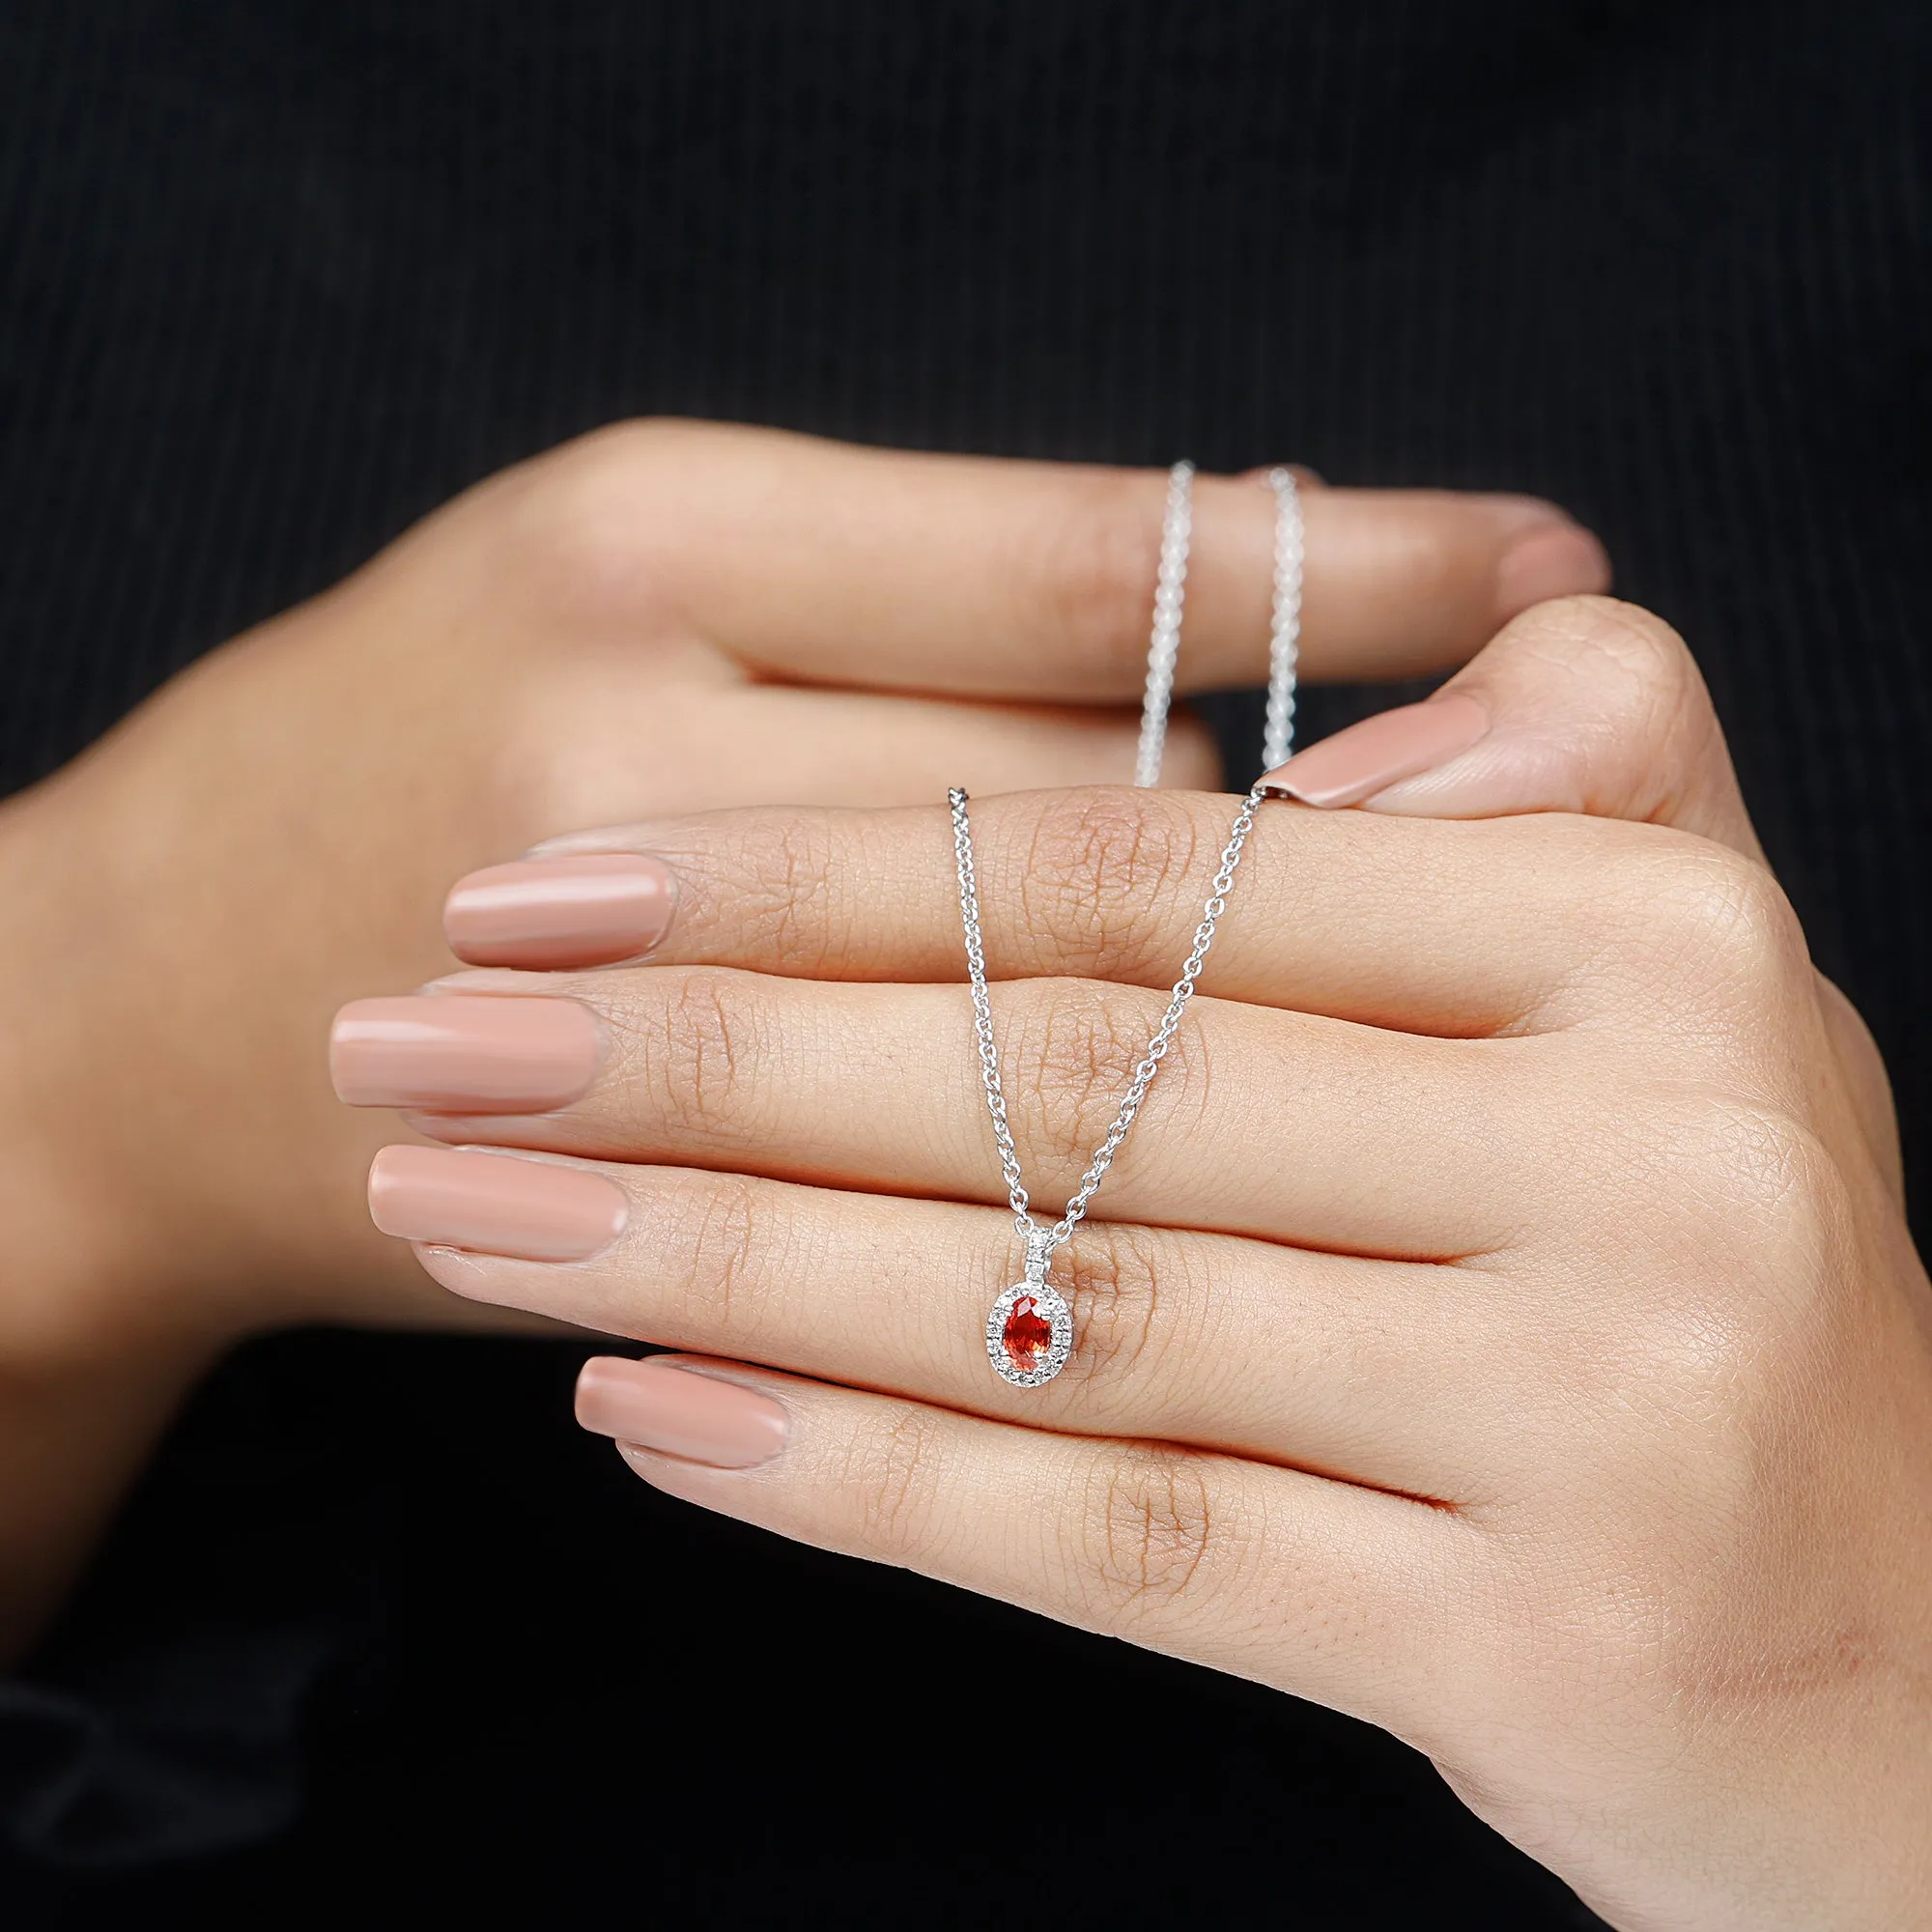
0 424 1602 1653
343 595 1930 1926
3 423 1597 1352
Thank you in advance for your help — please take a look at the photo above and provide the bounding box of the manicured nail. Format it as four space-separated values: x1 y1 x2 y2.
576 1357 788 1468
330 995 602 1111
1259 694 1491 809
444 855 676 969
369 1145 628 1262
1493 521 1611 616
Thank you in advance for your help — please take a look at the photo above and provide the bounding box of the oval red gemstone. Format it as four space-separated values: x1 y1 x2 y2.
1002 1294 1053 1374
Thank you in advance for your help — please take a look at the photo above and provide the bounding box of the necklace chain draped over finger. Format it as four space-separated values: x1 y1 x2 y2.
950 462 1304 1386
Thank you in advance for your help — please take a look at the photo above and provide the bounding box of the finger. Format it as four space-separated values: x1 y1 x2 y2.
716 680 1222 806
335 972 1544 1260
505 641 1219 833
455 788 1670 1039
528 422 1609 696
386 1149 1514 1501
570 1350 1470 1736
454 697 1213 973
1257 595 1763 860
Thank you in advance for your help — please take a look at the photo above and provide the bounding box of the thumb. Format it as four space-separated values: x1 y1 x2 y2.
1258 594 1763 861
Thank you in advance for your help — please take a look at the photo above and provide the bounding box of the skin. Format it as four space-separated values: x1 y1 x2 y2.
368 601 1929 1926
0 423 1589 1656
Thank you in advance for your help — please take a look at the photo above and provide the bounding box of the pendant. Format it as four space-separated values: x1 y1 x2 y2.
985 1277 1073 1388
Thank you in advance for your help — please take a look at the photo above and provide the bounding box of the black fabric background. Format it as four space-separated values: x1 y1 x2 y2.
1 3 1926 1925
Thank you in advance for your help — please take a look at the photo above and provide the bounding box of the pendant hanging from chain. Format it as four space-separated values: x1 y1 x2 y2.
952 780 1272 1386
953 459 1301 1387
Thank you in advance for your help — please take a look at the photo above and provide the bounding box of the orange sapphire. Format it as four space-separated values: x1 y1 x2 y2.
1002 1294 1053 1375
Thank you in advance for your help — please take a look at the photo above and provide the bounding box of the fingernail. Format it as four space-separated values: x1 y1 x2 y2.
576 1357 788 1468
1493 522 1611 616
444 855 676 968
369 1146 628 1261
330 995 602 1111
1259 694 1491 809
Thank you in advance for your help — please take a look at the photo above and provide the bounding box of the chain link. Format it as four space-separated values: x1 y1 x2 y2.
1134 462 1302 789
949 781 1269 1276
1131 461 1195 789
954 453 1299 1293
1262 466 1304 774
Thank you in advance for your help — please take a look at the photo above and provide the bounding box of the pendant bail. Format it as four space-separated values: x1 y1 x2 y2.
1023 1225 1055 1288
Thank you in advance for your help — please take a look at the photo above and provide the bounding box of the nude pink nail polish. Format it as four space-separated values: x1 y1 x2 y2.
1258 693 1491 809
368 1146 628 1262
330 995 602 1112
576 1357 788 1467
444 855 676 968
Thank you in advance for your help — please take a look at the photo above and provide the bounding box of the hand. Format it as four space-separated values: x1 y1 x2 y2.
0 422 1603 1652
2 424 1598 1353
344 597 1930 1926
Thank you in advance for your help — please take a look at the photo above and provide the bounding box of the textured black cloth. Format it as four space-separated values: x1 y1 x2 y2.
2 2 1927 1925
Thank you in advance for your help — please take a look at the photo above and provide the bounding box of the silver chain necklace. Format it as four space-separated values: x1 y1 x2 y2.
951 462 1304 1387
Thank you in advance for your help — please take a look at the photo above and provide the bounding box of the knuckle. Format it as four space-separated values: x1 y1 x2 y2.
1011 789 1204 979
1004 979 1192 1162
1565 1117 1870 1725
843 1403 944 1557
630 969 766 1144
660 1174 775 1326
1613 838 1809 1011
683 810 849 975
1057 1224 1179 1388
545 416 686 481
1026 476 1165 684
502 418 693 622
1492 1097 1850 1519
1077 1445 1221 1623
1588 1101 1847 1416
1678 1102 1845 1311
